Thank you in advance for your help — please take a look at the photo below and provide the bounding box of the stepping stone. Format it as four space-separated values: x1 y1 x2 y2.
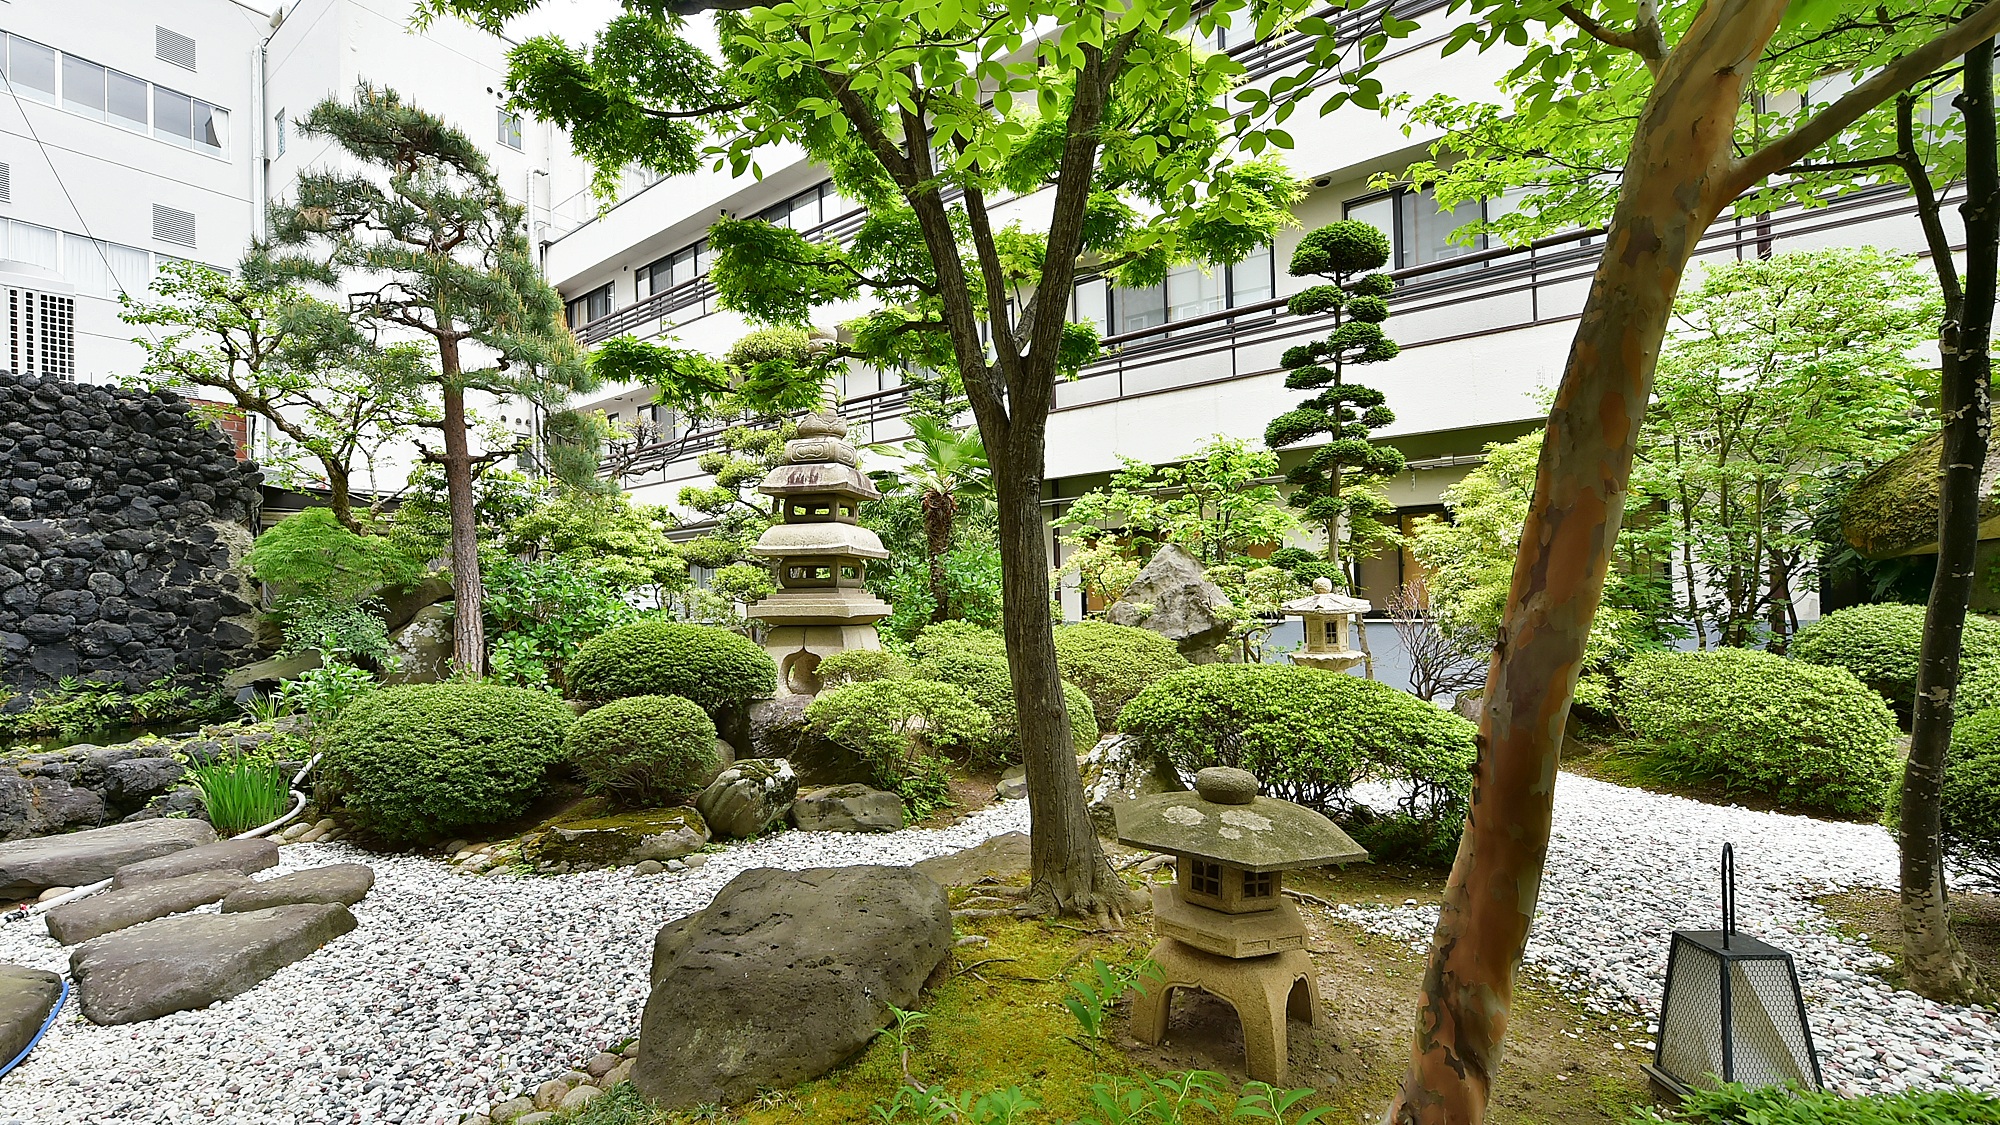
0 820 216 899
220 864 374 913
0 964 62 1065
45 871 250 946
111 838 279 889
69 903 357 1025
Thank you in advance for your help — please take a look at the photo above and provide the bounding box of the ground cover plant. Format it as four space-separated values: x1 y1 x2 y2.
188 754 292 837
566 620 776 710
1631 1083 2000 1124
564 695 720 806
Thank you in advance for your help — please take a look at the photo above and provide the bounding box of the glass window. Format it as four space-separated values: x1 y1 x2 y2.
108 69 148 130
1071 277 1109 338
274 108 286 156
154 87 192 145
61 55 105 119
1398 186 1485 269
758 201 790 227
65 235 113 299
1229 243 1273 307
789 187 821 230
191 100 225 153
8 36 56 104
1116 283 1166 335
1166 262 1224 325
498 110 523 150
3 219 60 272
1344 194 1395 248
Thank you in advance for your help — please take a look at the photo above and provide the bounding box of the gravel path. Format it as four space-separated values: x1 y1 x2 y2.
0 800 1031 1125
1333 772 2000 1098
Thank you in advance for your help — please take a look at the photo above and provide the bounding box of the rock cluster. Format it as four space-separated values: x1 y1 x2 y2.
0 369 264 691
0 725 290 842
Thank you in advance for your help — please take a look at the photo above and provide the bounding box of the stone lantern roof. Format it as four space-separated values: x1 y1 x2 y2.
1113 767 1368 872
1280 580 1372 617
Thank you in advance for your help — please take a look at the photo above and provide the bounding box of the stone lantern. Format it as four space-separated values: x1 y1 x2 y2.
1281 577 1372 675
745 407 892 697
1115 766 1367 1083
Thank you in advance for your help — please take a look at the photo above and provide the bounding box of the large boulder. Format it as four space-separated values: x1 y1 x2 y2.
45 871 249 945
0 819 216 899
635 865 952 1107
111 838 278 889
101 757 186 812
0 770 107 843
911 832 1031 887
521 809 710 869
222 651 322 694
380 603 454 686
694 759 799 839
221 864 375 913
746 695 812 762
1102 543 1236 660
1078 733 1187 838
0 964 62 1065
789 784 905 833
69 903 357 1025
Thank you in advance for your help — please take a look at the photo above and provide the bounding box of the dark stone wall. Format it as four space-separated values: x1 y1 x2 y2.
0 370 265 691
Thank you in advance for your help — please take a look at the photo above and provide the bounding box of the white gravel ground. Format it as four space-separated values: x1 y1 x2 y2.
0 772 1995 1123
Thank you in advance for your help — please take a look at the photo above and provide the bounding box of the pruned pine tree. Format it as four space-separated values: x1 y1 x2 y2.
264 84 590 674
1263 221 1405 583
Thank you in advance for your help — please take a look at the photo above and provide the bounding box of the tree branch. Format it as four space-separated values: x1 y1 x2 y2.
1557 1 1666 75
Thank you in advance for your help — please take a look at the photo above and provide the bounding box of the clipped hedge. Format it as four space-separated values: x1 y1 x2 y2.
1118 663 1475 863
1940 709 2000 880
1791 602 2000 707
908 620 1008 662
325 683 574 842
1052 621 1188 731
815 649 912 689
565 619 775 708
804 679 991 816
564 694 720 805
913 647 1098 760
1620 648 1898 816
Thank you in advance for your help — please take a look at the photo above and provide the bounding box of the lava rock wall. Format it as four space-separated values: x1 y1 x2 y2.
0 370 265 691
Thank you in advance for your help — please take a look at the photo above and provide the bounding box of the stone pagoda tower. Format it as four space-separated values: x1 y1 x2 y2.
746 407 892 697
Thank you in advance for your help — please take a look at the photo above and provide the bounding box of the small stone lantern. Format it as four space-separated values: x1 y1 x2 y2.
1282 577 1372 675
1115 767 1367 1083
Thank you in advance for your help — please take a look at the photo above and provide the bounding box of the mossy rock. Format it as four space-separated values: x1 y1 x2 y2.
520 807 710 868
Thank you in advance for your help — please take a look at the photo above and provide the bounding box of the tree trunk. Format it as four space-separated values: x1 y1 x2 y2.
923 489 955 623
324 461 361 534
1387 6 1787 1119
1899 35 1999 1008
438 343 486 676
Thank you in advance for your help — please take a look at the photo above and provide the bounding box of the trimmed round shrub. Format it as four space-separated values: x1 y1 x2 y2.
1791 603 2000 707
815 649 912 689
565 619 776 707
1117 663 1476 862
804 679 991 816
1053 621 1188 731
913 647 1098 759
324 683 575 842
1620 648 1899 816
1943 710 2000 879
908 620 1007 662
1957 663 2000 716
564 694 719 805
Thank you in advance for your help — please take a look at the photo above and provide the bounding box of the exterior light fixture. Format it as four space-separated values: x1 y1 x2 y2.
1643 844 1823 1098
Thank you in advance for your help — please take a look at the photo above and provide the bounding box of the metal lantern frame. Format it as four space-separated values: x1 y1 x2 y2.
1642 845 1824 1098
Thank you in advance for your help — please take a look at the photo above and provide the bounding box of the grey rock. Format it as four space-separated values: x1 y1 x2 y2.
102 757 186 811
488 1098 535 1124
0 964 62 1066
46 871 249 945
995 766 1028 801
632 860 664 876
911 831 1031 887
1102 543 1236 659
219 864 374 913
790 784 905 833
120 785 206 823
1078 733 1187 838
69 903 357 1025
380 603 453 686
111 838 278 889
694 758 799 839
745 695 812 762
220 651 321 693
522 809 709 869
0 819 216 898
636 865 952 1108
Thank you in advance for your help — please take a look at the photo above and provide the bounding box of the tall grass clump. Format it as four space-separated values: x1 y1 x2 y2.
189 756 291 836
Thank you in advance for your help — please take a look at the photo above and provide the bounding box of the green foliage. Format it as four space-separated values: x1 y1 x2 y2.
1959 663 2000 715
480 553 643 691
0 675 229 740
805 679 989 816
563 694 719 805
276 596 392 664
277 661 381 731
1620 648 1900 816
1058 435 1298 568
910 620 1009 662
817 649 913 689
388 466 545 564
565 619 776 709
1931 708 2000 881
875 540 1006 643
503 493 688 594
250 509 424 603
324 682 574 842
1118 664 1477 827
585 334 730 419
1061 958 1160 1040
867 415 997 630
188 756 291 837
1053 622 1189 731
904 623 1099 760
1630 1082 2000 1125
1793 603 2000 707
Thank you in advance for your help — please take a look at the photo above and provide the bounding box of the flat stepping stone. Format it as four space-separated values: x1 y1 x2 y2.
46 871 250 945
0 964 62 1065
111 839 278 889
221 864 374 913
0 820 216 899
69 903 357 1025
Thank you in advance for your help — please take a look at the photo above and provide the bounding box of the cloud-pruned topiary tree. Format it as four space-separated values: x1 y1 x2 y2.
1264 220 1404 583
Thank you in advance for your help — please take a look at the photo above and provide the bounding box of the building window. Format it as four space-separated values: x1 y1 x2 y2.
154 87 227 154
0 217 59 272
107 68 147 131
1071 242 1274 341
756 182 838 232
274 108 285 156
638 240 708 298
1346 185 1515 274
4 34 57 104
2 35 220 153
498 109 523 151
60 54 105 119
565 282 613 328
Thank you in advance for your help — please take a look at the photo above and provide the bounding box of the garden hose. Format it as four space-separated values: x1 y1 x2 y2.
0 977 68 1080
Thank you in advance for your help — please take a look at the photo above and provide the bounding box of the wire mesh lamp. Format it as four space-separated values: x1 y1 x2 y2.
1642 844 1824 1098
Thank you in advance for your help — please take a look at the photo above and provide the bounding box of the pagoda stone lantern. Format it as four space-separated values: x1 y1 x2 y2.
1282 577 1372 675
745 407 892 697
1116 766 1367 1083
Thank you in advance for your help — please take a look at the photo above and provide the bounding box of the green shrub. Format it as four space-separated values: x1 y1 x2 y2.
249 507 426 602
565 619 776 708
913 648 1099 760
275 595 393 664
1958 663 2000 715
1792 602 2000 707
1632 1082 2000 1125
1937 708 2000 880
805 679 990 815
816 649 912 689
909 620 1008 661
1052 621 1188 731
564 695 719 805
1117 664 1476 859
324 683 575 842
1620 648 1898 816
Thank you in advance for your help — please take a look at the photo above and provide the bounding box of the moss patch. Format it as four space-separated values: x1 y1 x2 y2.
1814 888 2000 991
520 807 710 867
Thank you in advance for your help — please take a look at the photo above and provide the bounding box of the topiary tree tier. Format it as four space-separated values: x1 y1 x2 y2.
564 694 721 806
566 620 777 709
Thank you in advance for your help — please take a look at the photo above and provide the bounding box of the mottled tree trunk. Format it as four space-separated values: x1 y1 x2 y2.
438 340 486 676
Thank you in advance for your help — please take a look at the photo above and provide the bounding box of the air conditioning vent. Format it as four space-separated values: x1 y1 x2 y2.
156 27 197 71
9 289 76 378
0 164 10 204
152 205 196 248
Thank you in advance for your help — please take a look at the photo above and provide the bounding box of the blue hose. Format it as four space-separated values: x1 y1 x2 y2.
0 977 67 1080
